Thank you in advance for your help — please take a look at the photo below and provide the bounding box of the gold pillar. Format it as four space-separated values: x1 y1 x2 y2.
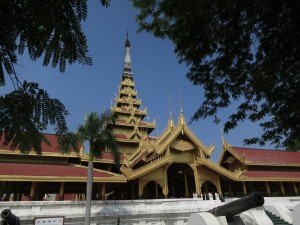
280 182 285 196
30 182 37 201
101 183 106 200
242 182 247 196
193 167 201 197
293 182 299 195
59 182 65 201
163 166 169 199
265 182 271 196
216 178 221 194
184 170 189 198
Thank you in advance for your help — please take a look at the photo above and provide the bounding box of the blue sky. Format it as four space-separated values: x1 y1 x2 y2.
1 1 279 161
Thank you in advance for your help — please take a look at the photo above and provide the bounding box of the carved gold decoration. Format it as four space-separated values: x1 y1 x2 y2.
171 139 196 151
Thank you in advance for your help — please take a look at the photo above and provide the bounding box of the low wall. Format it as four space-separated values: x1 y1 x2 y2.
264 196 300 210
0 196 299 225
0 198 221 225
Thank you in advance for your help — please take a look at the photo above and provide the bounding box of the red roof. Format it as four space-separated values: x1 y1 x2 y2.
0 162 113 178
231 147 300 165
138 121 155 127
115 133 128 139
145 136 157 141
242 170 300 179
116 119 128 125
0 134 81 154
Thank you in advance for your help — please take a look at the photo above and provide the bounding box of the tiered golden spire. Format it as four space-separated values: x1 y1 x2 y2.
110 34 156 142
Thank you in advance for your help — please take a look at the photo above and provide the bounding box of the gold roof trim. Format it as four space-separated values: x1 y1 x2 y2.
121 154 173 180
200 157 238 180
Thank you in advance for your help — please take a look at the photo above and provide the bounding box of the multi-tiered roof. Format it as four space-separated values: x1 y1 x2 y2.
110 34 156 147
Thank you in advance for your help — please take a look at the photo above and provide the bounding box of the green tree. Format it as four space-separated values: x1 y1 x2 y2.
0 81 68 154
58 110 120 225
131 0 300 149
285 141 300 152
0 0 110 153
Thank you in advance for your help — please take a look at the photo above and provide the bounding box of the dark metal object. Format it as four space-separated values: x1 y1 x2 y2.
209 192 264 222
1 209 20 225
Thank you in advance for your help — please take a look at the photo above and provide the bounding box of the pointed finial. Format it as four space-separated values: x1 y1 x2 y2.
125 31 130 48
178 86 183 113
178 110 186 126
123 31 132 74
168 113 175 129
169 95 172 117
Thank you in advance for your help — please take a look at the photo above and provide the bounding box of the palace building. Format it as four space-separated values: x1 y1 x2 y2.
0 36 299 201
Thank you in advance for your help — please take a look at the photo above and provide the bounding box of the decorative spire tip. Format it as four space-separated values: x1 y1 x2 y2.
125 31 130 48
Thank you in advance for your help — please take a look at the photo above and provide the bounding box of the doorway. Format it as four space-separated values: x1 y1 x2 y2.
167 163 195 198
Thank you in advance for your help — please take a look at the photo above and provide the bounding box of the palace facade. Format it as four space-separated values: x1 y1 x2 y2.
0 36 299 201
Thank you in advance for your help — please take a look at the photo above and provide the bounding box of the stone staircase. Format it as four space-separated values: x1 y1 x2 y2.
265 210 292 225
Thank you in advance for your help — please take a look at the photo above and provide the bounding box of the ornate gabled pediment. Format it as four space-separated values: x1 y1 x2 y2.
128 118 136 124
170 139 196 151
223 156 236 164
130 133 141 140
182 127 214 156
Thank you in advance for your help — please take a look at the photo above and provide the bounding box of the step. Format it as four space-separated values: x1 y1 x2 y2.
265 210 292 225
